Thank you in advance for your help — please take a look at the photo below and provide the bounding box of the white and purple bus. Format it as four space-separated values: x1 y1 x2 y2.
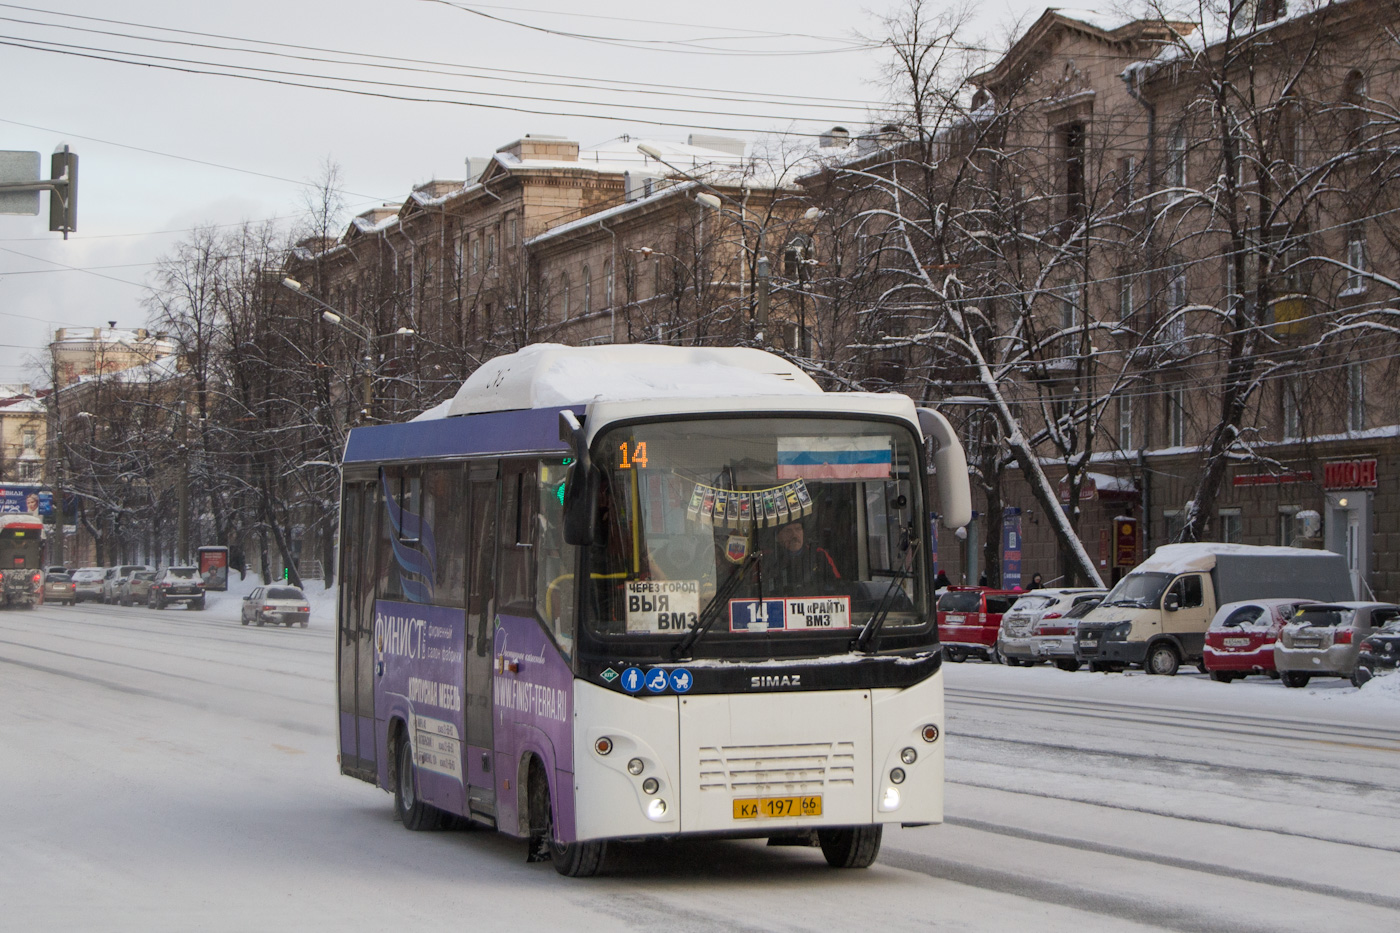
336 344 971 875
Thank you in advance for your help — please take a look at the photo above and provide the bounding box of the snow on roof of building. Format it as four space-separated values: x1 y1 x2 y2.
441 343 821 417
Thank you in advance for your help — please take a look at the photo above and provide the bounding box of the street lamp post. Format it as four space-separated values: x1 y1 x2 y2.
280 278 414 422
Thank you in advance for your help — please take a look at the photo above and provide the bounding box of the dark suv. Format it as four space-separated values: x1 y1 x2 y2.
150 566 207 610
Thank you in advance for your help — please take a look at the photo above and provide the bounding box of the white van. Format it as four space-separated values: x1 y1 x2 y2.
1075 544 1352 675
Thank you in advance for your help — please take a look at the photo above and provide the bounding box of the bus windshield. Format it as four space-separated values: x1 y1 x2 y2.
582 416 928 652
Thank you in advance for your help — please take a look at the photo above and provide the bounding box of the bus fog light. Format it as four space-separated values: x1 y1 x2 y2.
921 724 940 743
594 737 613 756
881 787 901 811
641 777 659 794
900 747 917 765
646 798 667 819
890 767 906 784
627 757 645 775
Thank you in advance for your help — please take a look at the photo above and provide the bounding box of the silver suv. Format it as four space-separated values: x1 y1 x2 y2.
103 565 151 604
998 588 1105 670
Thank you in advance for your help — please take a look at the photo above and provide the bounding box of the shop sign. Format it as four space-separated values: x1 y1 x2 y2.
1114 518 1139 569
1233 471 1312 487
1323 458 1377 490
1002 508 1022 588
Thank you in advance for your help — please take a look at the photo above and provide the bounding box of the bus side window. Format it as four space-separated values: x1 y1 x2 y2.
424 464 467 609
536 460 576 656
498 462 538 613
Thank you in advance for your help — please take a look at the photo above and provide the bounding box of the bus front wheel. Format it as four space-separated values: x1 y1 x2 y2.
818 824 882 868
533 766 605 877
394 736 443 831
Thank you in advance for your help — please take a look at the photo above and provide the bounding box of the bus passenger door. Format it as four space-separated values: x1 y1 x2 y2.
464 467 498 818
338 480 377 780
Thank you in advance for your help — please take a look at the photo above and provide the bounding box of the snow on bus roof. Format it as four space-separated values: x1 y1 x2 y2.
437 344 822 418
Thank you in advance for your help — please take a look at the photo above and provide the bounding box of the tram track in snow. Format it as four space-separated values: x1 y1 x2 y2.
946 685 1400 750
948 731 1400 797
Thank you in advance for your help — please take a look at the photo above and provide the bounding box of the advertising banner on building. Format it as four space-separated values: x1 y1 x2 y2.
1002 507 1022 589
0 486 50 516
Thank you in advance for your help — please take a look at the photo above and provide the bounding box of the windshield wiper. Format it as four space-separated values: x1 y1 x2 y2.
672 552 758 660
855 527 919 653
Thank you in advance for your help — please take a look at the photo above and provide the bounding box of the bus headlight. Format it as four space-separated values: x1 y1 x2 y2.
646 798 667 820
627 757 645 775
900 747 917 765
889 767 906 784
880 787 901 811
641 777 659 795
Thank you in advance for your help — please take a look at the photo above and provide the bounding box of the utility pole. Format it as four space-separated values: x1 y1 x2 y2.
177 402 189 564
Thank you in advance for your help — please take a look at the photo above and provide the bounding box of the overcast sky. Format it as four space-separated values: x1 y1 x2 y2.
0 0 1054 384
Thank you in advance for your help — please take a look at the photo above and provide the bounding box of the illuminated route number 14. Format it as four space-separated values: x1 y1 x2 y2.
618 440 648 469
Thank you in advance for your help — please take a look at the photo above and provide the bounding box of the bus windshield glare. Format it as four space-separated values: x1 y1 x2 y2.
582 416 927 649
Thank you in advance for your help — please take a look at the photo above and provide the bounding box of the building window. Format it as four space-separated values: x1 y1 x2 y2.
1115 156 1137 207
1218 509 1242 543
1282 376 1302 439
1168 384 1187 447
1278 506 1300 546
1060 282 1082 331
1062 121 1086 220
1119 274 1134 321
1343 231 1366 295
1166 268 1188 345
471 237 480 274
604 259 613 309
560 275 570 320
1118 394 1133 449
1343 69 1367 149
506 213 518 246
1347 363 1365 431
582 265 591 316
1164 509 1186 543
22 428 37 451
1167 122 1187 189
486 230 497 269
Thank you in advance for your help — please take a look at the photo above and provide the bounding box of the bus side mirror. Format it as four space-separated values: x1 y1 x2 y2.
917 408 973 530
559 410 597 546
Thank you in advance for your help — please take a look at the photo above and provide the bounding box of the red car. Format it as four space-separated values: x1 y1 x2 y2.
1202 598 1317 682
937 586 1020 663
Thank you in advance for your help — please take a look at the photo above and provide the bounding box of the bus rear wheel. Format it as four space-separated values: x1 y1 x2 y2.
394 736 443 831
818 824 882 868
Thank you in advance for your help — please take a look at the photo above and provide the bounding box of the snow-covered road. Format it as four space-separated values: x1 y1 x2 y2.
3 592 1398 931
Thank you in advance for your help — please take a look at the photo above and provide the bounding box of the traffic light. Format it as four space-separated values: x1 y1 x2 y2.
49 146 77 237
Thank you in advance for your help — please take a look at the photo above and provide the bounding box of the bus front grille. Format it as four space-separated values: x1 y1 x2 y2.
697 741 857 793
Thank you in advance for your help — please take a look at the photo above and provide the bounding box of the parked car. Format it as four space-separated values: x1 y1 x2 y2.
998 588 1106 670
103 565 152 604
119 570 157 607
71 567 106 602
938 586 1020 662
241 585 311 627
1354 618 1400 687
1075 544 1352 675
149 566 207 610
1202 598 1317 682
41 572 76 606
1274 602 1400 687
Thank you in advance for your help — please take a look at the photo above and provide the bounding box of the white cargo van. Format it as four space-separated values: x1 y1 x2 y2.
1075 544 1352 675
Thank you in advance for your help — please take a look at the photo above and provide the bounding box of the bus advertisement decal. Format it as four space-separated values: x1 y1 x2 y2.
625 580 700 633
373 599 467 787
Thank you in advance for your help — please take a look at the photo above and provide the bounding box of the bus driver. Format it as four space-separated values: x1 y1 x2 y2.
769 518 841 594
